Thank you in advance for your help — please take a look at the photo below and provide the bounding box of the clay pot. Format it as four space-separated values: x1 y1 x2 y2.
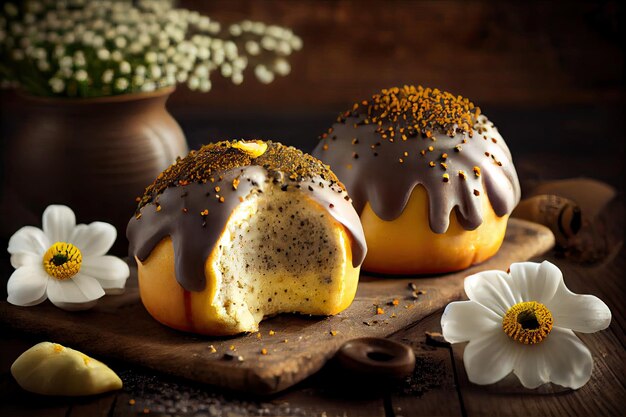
5 87 187 252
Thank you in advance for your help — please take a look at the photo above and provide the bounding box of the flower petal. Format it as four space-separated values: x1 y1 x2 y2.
463 328 519 385
8 226 49 256
547 284 611 333
7 266 49 306
464 270 520 316
10 252 41 269
514 328 593 389
509 261 561 304
42 205 76 243
441 300 501 344
47 274 105 307
70 222 117 257
81 256 129 292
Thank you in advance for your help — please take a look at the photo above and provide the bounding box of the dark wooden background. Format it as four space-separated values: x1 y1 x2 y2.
166 0 624 192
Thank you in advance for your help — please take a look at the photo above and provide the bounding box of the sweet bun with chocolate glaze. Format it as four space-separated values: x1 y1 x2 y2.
127 140 366 335
312 86 520 275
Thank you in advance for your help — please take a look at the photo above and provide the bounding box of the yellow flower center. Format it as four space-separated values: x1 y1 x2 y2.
502 301 553 344
42 242 82 280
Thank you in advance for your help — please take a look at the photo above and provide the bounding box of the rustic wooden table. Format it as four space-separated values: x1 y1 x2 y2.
0 150 624 416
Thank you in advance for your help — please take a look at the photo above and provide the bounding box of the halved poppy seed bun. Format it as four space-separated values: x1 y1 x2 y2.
312 86 521 275
127 140 366 335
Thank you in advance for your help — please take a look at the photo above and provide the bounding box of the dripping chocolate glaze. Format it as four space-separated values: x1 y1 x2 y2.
312 88 521 234
127 141 366 292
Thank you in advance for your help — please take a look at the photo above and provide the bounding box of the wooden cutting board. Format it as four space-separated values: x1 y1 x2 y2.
0 219 553 395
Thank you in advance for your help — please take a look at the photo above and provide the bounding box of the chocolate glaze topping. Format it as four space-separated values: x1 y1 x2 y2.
312 86 521 233
127 141 366 292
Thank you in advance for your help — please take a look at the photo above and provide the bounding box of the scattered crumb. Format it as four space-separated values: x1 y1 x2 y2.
425 331 450 347
391 313 397 318
256 332 262 339
269 330 276 336
128 399 136 405
330 330 338 336
229 345 236 351
283 339 289 343
376 307 385 315
208 345 217 353
260 348 268 355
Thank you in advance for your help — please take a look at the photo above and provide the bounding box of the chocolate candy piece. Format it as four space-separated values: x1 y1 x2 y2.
335 337 415 379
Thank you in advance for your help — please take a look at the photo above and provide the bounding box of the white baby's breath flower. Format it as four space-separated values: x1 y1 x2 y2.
290 35 303 51
75 69 88 82
199 78 211 92
188 75 199 90
261 36 277 51
145 51 157 64
273 58 291 76
101 69 113 83
7 205 129 311
132 74 145 87
114 77 129 91
441 261 611 390
245 40 260 56
49 77 65 93
114 36 126 49
119 61 131 74
220 62 232 78
254 64 274 84
74 51 86 67
231 71 243 85
97 48 110 60
141 81 156 92
111 50 123 62
149 64 161 79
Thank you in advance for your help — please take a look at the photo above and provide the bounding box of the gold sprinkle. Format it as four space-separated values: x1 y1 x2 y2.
473 166 481 177
269 330 275 336
260 348 268 355
376 307 385 315
232 178 240 190
429 161 436 167
330 330 338 336
208 345 217 353
443 173 450 182
428 146 434 152
458 170 466 180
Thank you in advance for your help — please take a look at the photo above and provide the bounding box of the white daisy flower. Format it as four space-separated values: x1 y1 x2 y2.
441 261 611 389
7 205 129 311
